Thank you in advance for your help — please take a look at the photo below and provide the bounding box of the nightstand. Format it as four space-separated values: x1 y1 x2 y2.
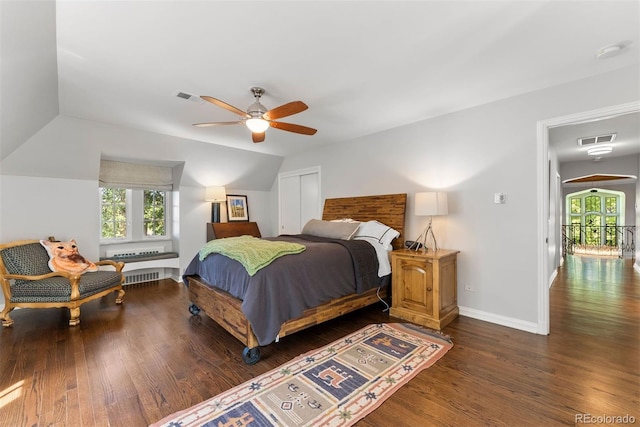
389 249 459 330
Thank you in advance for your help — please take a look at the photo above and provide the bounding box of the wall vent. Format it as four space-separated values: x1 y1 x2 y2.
106 247 165 258
578 133 616 146
124 270 160 285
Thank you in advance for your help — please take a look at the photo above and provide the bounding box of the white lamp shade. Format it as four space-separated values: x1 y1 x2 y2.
205 186 227 202
415 191 448 216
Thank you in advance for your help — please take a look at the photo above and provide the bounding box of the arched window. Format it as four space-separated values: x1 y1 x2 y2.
566 189 624 246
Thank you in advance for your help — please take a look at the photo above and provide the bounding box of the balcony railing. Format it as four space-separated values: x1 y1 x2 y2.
562 225 635 259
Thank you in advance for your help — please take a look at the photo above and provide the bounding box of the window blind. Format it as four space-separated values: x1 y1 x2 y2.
99 160 173 191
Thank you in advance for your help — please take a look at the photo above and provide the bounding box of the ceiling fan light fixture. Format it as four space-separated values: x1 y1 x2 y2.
246 118 270 133
587 145 613 156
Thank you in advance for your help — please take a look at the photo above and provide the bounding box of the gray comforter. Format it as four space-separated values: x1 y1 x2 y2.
183 234 387 346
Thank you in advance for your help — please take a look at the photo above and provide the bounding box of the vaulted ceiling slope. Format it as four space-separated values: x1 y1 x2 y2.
0 0 59 161
1 1 639 162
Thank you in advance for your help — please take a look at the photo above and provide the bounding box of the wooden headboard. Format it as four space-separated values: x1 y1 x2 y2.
322 193 407 250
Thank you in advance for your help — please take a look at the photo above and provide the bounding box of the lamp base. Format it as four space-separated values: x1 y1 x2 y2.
211 202 221 223
410 217 439 253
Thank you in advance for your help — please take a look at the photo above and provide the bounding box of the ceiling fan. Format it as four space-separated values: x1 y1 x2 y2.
193 87 317 143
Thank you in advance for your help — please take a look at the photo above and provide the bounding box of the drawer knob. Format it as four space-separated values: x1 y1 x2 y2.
427 287 432 291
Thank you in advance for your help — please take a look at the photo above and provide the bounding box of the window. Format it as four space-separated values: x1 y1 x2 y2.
570 198 581 214
101 188 129 240
566 190 623 247
98 159 175 243
100 187 169 242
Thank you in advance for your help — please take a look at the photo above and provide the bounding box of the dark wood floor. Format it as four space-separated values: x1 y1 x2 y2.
1 255 638 426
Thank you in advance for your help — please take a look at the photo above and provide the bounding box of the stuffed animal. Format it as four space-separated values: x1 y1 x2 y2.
40 239 98 275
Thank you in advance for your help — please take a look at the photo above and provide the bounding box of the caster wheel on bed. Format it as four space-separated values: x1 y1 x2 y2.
242 346 261 365
188 303 201 315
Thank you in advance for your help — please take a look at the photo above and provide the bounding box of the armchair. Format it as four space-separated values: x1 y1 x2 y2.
0 239 125 327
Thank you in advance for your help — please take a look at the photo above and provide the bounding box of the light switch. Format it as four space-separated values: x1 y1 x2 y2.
494 193 506 204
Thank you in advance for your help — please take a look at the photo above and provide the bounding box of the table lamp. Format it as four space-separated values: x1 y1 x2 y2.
413 191 448 252
205 186 227 223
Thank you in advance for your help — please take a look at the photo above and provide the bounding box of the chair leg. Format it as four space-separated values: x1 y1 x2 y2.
115 288 125 304
69 307 80 326
1 306 14 327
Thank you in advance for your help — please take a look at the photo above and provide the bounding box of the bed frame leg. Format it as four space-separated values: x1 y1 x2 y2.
242 346 261 364
188 303 201 315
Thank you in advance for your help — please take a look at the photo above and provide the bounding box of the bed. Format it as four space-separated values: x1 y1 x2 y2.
184 193 407 364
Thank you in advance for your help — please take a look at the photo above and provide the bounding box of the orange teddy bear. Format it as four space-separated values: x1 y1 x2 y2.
40 239 98 275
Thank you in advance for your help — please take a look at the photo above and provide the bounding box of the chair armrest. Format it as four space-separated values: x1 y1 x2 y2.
95 260 125 272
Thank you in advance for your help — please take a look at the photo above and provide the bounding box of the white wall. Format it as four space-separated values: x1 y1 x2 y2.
636 154 640 272
548 148 561 284
0 175 99 256
279 65 640 332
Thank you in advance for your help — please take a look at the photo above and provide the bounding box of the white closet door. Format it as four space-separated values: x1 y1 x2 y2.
278 167 321 235
279 175 301 235
300 172 320 228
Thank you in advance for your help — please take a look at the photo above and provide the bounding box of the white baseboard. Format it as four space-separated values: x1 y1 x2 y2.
548 268 558 289
458 306 540 334
171 271 183 283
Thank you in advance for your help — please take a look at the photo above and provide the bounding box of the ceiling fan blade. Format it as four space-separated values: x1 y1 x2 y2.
252 132 266 143
263 101 308 121
193 121 244 127
201 96 250 118
270 121 317 135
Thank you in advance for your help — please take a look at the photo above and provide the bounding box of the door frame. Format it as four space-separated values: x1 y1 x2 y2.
536 101 640 335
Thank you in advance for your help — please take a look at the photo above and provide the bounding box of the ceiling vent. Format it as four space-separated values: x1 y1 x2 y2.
577 133 616 146
175 91 203 103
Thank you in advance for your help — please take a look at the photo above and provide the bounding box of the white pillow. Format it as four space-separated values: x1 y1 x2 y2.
301 219 360 240
354 236 393 276
353 220 400 250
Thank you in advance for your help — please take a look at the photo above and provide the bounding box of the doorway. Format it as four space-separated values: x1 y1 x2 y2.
537 101 640 335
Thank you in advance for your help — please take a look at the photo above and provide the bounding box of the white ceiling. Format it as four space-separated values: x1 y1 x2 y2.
55 1 640 158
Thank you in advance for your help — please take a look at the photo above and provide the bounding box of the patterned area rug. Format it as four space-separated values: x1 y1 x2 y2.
151 323 453 427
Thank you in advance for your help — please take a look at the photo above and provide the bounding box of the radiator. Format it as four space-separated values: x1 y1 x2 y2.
105 247 165 258
124 269 162 285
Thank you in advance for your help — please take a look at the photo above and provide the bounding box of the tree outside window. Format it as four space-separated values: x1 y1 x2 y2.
584 213 601 246
101 188 128 239
144 190 166 237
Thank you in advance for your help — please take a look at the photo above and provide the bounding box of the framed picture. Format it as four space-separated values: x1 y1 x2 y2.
226 195 249 222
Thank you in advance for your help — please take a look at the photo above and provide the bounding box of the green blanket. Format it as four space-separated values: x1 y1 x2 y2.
198 235 306 276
